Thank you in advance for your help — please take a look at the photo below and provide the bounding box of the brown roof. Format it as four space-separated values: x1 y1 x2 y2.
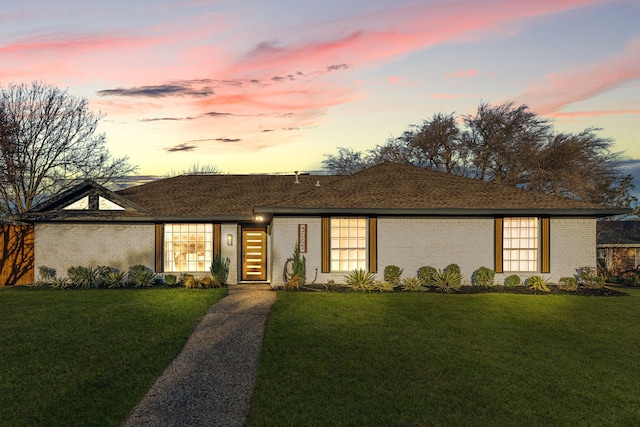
259 163 623 214
116 173 341 218
114 163 626 219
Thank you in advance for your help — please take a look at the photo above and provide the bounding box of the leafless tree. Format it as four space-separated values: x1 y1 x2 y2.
462 102 551 186
0 81 136 216
322 147 369 175
322 101 636 210
164 162 222 177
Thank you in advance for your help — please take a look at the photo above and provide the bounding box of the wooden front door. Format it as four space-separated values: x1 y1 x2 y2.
242 227 267 281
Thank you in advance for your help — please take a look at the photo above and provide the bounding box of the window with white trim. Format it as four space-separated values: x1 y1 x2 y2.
330 217 367 271
503 217 539 272
164 224 213 272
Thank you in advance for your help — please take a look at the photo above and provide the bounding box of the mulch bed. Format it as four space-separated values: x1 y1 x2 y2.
299 283 629 296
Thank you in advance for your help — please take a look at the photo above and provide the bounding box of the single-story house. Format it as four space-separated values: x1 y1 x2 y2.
19 162 628 287
596 221 640 276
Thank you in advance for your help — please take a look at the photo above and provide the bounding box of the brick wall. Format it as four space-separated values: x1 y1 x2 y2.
34 223 155 280
271 216 598 287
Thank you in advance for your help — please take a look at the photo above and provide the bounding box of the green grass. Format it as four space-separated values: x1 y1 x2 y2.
0 287 226 427
249 289 640 426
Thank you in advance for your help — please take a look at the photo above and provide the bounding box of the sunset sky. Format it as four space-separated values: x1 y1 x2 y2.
2 0 639 177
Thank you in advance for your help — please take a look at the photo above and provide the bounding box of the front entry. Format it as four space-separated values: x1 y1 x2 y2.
241 227 267 281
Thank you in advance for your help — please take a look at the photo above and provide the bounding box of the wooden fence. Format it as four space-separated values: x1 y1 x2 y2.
0 224 34 286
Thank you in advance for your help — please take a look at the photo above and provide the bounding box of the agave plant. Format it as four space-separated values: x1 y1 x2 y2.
400 276 424 292
527 275 551 292
67 266 98 289
127 265 156 288
344 269 377 292
431 268 462 293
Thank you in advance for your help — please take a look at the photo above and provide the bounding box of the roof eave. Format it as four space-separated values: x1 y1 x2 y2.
255 207 631 217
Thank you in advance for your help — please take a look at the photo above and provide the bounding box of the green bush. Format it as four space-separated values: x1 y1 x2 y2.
127 265 156 288
504 274 521 287
383 265 403 286
164 274 178 286
67 266 98 289
576 266 604 289
526 275 550 292
472 267 495 287
444 263 461 276
558 277 578 291
400 276 424 292
344 269 377 292
417 266 437 286
38 266 56 282
210 253 231 286
432 268 462 293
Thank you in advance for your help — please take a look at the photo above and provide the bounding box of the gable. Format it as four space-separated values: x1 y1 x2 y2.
20 180 148 221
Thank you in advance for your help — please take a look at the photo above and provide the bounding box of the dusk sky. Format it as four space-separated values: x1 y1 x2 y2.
2 0 639 177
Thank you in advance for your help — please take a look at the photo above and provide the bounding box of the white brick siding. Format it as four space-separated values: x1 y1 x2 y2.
34 223 155 280
270 216 597 287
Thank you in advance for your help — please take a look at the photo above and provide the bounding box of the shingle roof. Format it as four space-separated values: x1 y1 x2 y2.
21 163 628 222
116 163 626 219
257 163 625 215
116 173 341 218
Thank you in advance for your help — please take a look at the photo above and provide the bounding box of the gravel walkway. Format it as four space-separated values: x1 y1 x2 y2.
121 284 276 427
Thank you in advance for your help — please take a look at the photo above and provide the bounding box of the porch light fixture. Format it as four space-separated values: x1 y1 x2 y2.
226 234 233 246
254 214 264 222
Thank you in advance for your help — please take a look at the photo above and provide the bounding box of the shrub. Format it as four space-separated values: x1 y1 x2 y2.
127 265 156 288
558 277 578 291
164 274 178 286
526 275 550 292
50 277 71 289
400 276 424 292
182 274 198 289
417 266 437 286
38 266 56 282
444 263 461 276
432 268 462 293
576 266 605 289
383 265 403 286
284 245 306 290
210 254 231 286
344 269 377 292
101 268 127 288
373 281 396 292
199 275 219 289
67 266 98 289
505 274 521 287
472 267 495 287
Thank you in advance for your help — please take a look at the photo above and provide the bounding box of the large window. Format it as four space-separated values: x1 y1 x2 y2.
503 217 539 272
330 217 367 271
164 224 213 272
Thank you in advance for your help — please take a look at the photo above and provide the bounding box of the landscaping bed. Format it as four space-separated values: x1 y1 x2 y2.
299 282 628 296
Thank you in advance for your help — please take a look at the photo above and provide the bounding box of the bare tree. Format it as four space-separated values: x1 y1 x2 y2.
462 102 551 185
0 82 136 216
165 162 222 177
321 101 635 209
322 147 369 175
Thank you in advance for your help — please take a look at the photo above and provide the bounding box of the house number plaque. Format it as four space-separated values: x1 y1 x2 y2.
298 224 307 253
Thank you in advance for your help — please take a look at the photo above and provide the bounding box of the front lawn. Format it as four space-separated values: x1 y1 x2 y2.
0 287 226 427
249 289 640 426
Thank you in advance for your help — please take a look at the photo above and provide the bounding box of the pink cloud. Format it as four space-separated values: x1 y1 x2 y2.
445 69 478 79
550 109 640 118
226 0 611 77
518 38 640 115
387 76 400 84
